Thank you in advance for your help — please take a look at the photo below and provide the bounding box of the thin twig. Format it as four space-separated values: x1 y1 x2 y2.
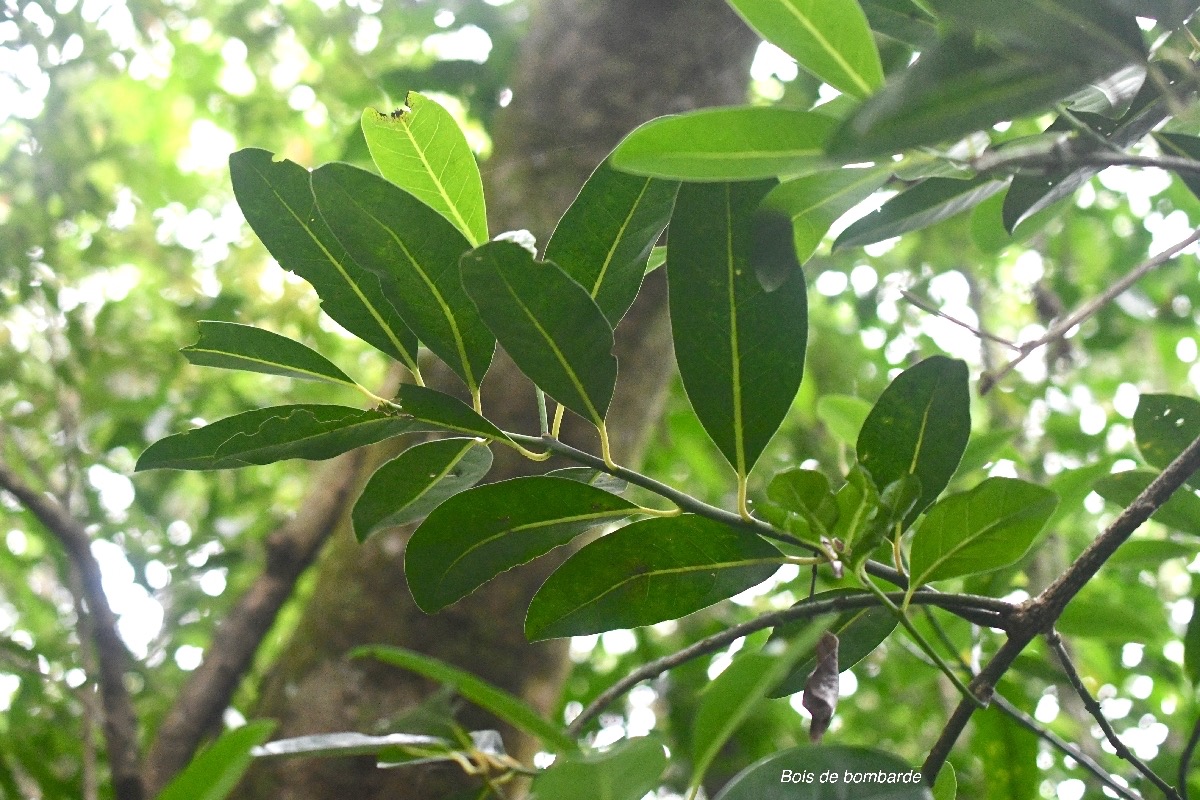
0 461 144 800
1046 629 1181 799
923 431 1200 783
566 590 1013 737
900 290 1021 351
983 227 1200 395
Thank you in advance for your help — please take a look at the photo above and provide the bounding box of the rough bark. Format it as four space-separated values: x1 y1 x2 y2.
236 3 758 798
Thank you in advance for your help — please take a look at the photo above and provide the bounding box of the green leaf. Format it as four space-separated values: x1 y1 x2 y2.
691 632 821 791
909 477 1059 586
229 148 420 371
1185 584 1200 685
932 761 957 800
857 356 971 526
1107 538 1197 571
544 159 678 326
1056 581 1164 641
135 405 426 471
181 321 356 388
611 107 837 181
360 93 488 246
252 731 457 761
1134 393 1200 472
862 0 939 49
669 181 809 479
525 515 781 640
974 705 1038 800
157 721 276 800
1093 470 1200 536
762 167 891 264
352 438 492 542
768 589 898 697
460 241 617 425
724 0 883 98
816 394 872 446
829 36 1097 160
713 744 931 799
1153 132 1200 199
528 736 668 800
353 645 575 752
767 469 836 521
833 176 1009 250
832 467 880 559
392 384 513 444
405 476 638 612
311 161 494 393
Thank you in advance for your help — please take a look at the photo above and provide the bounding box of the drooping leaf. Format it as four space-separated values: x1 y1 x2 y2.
1093 470 1200 536
1134 393 1200 473
1001 60 1186 230
816 394 872 446
353 645 575 752
528 736 668 800
857 356 971 526
460 241 617 425
829 36 1099 160
1185 585 1200 685
925 0 1146 69
181 321 356 388
525 515 781 640
908 477 1058 587
385 384 507 446
724 0 883 98
405 476 638 613
713 745 931 799
353 438 493 542
669 181 808 479
611 107 837 181
229 148 420 371
544 159 678 325
932 762 957 800
135 405 426 471
360 92 488 246
157 721 276 800
769 589 898 697
833 176 1009 250
801 632 840 742
311 161 495 393
861 0 939 49
762 167 891 263
691 632 821 792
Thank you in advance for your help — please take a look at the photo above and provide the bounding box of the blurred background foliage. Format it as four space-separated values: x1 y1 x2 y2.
4 1 1200 798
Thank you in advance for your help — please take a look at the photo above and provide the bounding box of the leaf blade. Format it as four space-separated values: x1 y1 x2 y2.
404 476 638 612
763 167 891 263
460 241 617 425
157 721 276 800
525 515 781 640
834 176 1009 250
361 92 488 246
181 321 356 388
669 181 809 478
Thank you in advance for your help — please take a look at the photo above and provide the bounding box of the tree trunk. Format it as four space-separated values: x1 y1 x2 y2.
237 3 758 797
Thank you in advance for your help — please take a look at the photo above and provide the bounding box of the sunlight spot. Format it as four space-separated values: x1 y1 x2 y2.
87 464 135 517
601 629 636 656
174 645 204 671
423 25 492 63
750 42 798 82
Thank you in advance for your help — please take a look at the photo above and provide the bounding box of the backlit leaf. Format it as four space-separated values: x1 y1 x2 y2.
1093 470 1200 536
528 736 668 800
135 405 426 471
816 394 872 446
909 477 1058 586
834 176 1008 250
361 92 488 245
181 321 355 388
460 241 617 425
311 161 494 393
544 159 678 325
669 181 808 479
762 167 890 263
857 356 971 526
229 148 419 371
352 438 492 542
525 515 781 640
725 0 884 98
353 645 574 752
611 107 836 181
405 476 637 612
158 721 276 800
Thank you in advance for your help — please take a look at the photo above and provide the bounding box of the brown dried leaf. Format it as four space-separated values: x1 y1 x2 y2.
801 631 840 742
